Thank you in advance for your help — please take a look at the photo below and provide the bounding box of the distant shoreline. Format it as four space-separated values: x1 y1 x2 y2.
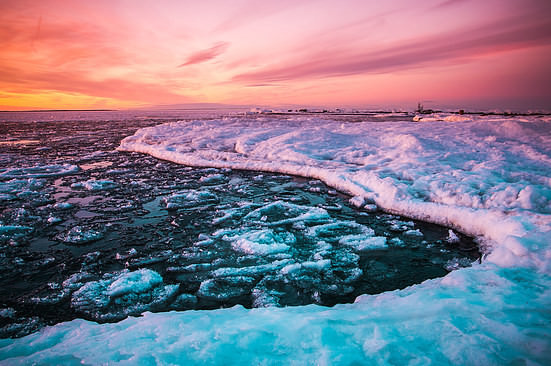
1 109 549 117
0 109 116 113
262 111 551 117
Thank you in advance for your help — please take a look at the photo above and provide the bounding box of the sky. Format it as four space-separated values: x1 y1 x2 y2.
1 0 550 111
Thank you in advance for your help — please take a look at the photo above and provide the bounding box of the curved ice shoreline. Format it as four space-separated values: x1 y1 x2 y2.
1 116 550 365
116 116 551 270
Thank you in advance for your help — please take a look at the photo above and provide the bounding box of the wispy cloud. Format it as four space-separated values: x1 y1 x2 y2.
433 0 470 9
232 16 551 83
212 0 312 33
178 42 229 67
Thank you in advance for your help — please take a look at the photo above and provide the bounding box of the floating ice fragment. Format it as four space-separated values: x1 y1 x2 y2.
0 164 79 178
349 196 365 208
162 190 218 209
404 229 423 237
47 216 62 224
167 263 214 273
0 178 45 202
55 226 104 244
212 259 293 277
389 237 405 246
116 248 138 260
199 173 227 184
227 229 295 255
281 259 331 275
340 235 387 251
243 200 330 226
0 308 15 318
71 269 178 321
106 269 163 297
197 276 256 300
446 229 460 244
171 294 198 309
71 179 117 191
306 221 375 241
388 219 415 232
212 202 259 224
444 257 473 271
53 202 73 210
251 287 283 307
363 204 378 212
0 316 44 339
0 225 33 236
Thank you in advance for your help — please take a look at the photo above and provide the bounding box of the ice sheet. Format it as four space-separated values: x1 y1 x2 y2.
1 115 550 365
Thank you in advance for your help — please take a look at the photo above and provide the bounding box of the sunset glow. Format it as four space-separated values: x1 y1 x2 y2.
1 0 550 110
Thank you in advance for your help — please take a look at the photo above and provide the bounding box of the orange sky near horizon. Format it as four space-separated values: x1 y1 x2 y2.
1 0 550 111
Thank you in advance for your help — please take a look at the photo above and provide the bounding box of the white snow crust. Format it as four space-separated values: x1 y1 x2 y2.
1 115 550 365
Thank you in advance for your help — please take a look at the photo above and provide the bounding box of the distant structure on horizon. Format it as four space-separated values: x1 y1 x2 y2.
415 102 437 114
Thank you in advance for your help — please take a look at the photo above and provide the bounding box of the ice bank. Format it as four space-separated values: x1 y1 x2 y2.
1 115 550 365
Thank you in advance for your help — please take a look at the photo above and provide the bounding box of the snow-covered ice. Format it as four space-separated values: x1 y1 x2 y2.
70 179 117 191
243 200 331 226
222 228 294 256
162 189 218 209
55 225 104 245
70 269 179 321
1 114 550 365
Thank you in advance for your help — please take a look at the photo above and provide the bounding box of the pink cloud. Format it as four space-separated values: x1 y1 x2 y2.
178 42 229 67
231 15 551 84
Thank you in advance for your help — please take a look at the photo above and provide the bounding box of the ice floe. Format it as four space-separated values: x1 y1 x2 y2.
0 164 79 178
243 200 330 226
70 269 178 321
71 179 117 191
162 190 218 209
55 225 104 245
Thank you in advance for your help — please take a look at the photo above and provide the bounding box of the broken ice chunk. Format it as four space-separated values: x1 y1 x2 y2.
404 229 423 237
71 179 117 191
228 229 295 255
70 269 178 321
243 200 330 226
446 229 460 244
162 190 218 209
197 276 256 301
55 225 104 244
349 196 365 208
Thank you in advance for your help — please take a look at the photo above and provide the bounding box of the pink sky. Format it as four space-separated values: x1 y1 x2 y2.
1 0 550 110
